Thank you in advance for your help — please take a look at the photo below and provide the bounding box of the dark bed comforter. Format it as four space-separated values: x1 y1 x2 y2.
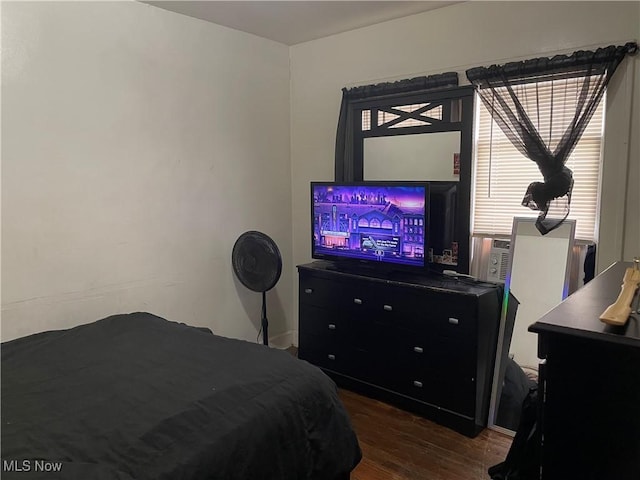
1 312 361 480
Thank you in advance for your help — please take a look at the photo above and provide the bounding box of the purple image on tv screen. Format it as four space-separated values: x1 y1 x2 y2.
312 184 427 268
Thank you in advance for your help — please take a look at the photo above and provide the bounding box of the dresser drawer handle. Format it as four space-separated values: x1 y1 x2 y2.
328 324 336 330
353 298 363 305
413 380 423 388
448 317 459 325
327 354 336 360
413 346 424 353
304 288 313 294
383 304 393 311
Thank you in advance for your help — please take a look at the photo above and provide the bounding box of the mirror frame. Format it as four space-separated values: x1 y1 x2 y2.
488 216 576 434
348 85 475 274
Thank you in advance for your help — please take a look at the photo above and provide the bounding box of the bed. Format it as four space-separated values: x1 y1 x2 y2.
1 312 361 480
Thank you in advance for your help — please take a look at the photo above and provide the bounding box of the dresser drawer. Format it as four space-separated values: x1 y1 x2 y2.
390 327 475 373
389 287 478 336
299 303 393 349
298 336 346 372
298 334 377 384
299 274 381 311
391 370 476 417
299 304 370 344
299 275 346 308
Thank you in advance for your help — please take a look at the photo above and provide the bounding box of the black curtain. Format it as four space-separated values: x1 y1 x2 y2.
334 72 458 181
466 42 637 235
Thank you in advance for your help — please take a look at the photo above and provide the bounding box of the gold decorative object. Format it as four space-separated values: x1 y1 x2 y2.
600 257 640 326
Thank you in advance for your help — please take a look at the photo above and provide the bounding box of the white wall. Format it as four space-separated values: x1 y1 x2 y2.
290 1 640 334
1 1 293 343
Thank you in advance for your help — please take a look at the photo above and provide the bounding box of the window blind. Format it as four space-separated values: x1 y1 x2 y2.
472 77 604 241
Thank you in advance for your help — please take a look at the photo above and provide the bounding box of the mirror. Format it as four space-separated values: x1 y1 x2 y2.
363 132 465 271
363 132 461 181
489 217 576 433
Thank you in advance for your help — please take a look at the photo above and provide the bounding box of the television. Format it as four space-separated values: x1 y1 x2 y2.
311 181 429 273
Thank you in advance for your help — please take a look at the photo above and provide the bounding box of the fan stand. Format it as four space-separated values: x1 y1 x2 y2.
261 291 269 346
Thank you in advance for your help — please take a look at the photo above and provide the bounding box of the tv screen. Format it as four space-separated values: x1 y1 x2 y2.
311 181 429 271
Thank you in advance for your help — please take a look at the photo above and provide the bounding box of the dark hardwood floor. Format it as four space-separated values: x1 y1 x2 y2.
338 389 513 480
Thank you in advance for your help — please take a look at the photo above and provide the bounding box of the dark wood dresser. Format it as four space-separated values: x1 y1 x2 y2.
297 261 503 437
529 261 640 480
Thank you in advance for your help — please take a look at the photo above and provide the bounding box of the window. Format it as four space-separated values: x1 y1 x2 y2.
472 76 605 241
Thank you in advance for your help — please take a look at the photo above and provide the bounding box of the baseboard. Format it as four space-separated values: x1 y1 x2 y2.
269 330 298 349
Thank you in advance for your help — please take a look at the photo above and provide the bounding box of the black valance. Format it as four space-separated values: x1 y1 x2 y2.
342 72 459 100
335 72 458 181
465 42 637 235
467 42 637 85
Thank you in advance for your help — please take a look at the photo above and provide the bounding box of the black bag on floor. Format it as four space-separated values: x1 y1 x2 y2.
489 387 541 480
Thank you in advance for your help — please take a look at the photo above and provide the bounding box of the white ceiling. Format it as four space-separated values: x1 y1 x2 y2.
142 1 462 46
